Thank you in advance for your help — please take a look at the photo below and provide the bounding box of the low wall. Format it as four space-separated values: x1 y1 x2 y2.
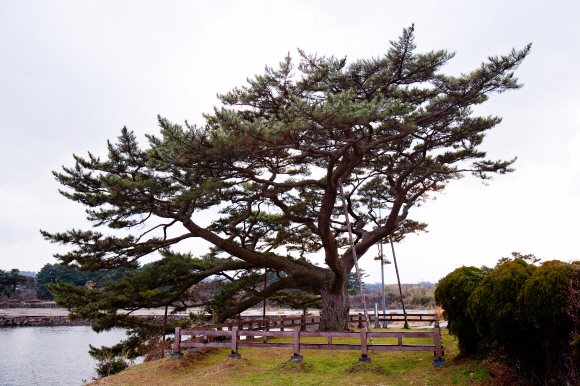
0 312 320 328
0 316 92 327
0 302 57 309
0 315 191 327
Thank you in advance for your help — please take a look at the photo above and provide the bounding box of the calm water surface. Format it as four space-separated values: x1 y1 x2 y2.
0 326 129 386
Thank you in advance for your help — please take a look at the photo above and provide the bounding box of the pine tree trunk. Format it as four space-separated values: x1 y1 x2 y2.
319 286 350 331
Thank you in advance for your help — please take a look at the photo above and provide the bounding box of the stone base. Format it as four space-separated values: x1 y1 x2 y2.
433 358 446 368
228 353 242 359
290 355 303 362
170 352 184 360
187 347 198 353
358 356 371 364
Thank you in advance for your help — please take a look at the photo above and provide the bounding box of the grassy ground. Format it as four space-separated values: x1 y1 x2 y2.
89 328 497 386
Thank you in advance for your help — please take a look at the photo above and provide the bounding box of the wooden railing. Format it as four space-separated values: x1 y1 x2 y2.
174 313 445 367
188 312 438 333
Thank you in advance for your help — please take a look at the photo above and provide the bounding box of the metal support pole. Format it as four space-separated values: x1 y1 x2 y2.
163 303 168 343
262 269 267 320
338 178 374 349
389 235 409 329
379 204 387 328
380 240 386 327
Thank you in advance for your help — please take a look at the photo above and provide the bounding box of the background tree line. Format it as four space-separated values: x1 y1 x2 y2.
0 269 32 300
350 280 436 309
0 264 130 301
3 262 436 311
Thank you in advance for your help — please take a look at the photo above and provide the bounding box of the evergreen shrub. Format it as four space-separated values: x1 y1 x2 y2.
516 260 580 382
518 260 574 331
434 266 487 355
440 259 580 384
468 259 535 347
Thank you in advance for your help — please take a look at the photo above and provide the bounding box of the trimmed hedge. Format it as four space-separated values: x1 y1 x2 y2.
434 266 487 355
468 259 535 346
437 259 580 385
518 260 574 331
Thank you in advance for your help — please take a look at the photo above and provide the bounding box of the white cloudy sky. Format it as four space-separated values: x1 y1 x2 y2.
1 1 579 285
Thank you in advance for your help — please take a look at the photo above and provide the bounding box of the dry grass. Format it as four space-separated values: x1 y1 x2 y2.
88 328 503 386
276 361 314 373
140 334 173 362
435 306 445 321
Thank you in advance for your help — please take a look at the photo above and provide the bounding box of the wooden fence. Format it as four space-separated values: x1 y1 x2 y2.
187 312 438 334
173 313 445 367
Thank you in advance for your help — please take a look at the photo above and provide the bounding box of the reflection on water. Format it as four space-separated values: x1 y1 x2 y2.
0 326 128 386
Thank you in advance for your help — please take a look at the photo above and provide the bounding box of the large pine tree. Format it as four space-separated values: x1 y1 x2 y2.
42 27 530 331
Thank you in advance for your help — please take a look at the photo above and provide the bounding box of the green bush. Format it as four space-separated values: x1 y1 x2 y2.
518 260 574 331
434 266 487 355
468 259 535 346
93 349 129 379
516 261 579 383
451 258 580 384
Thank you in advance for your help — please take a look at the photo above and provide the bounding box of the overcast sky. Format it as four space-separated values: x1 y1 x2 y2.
1 1 579 285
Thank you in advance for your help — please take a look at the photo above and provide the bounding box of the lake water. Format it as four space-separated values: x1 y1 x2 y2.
0 326 129 386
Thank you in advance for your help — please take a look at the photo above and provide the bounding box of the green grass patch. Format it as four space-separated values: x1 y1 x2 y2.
90 328 495 386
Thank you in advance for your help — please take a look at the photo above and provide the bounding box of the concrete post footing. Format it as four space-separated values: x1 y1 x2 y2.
433 358 446 368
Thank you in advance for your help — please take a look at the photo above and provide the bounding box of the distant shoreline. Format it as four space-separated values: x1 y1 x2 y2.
0 314 191 327
1 307 433 327
0 301 57 308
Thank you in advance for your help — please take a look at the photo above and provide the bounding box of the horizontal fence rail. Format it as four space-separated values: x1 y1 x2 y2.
188 313 438 333
173 313 445 367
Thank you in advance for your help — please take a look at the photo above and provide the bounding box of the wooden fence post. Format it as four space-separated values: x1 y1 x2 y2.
433 320 445 368
359 324 370 363
229 326 241 359
174 327 181 353
358 313 363 329
291 327 303 362
264 320 270 343
170 327 184 359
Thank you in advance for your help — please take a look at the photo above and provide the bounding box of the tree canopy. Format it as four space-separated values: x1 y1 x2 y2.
42 26 530 331
0 269 28 299
35 263 128 300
